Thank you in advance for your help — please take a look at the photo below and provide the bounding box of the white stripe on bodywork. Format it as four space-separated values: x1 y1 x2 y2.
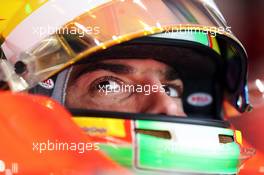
1 0 110 62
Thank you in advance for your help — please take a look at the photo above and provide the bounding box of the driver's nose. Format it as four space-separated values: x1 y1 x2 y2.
139 78 186 117
143 90 186 116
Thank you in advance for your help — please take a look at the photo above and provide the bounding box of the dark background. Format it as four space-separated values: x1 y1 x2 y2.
216 0 264 79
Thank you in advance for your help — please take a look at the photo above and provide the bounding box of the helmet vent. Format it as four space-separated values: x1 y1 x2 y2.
135 129 171 139
218 134 234 144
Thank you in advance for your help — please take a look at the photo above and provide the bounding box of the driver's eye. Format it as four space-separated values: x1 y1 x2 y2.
96 79 121 92
88 75 133 100
163 85 182 98
92 76 123 93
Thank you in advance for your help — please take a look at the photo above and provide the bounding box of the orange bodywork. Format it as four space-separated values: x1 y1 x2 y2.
0 91 130 175
229 107 264 175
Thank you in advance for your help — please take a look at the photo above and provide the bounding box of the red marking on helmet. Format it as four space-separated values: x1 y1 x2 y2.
188 93 213 106
38 79 54 89
191 96 210 102
43 79 52 86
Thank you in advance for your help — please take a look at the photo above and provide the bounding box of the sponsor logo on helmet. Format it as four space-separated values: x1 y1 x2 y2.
82 127 107 136
187 93 213 107
38 79 54 89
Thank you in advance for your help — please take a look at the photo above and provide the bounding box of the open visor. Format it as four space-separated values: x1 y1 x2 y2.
57 35 224 119
1 0 249 112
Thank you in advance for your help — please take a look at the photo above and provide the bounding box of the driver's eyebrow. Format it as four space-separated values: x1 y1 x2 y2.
73 62 180 81
165 67 181 81
75 62 135 79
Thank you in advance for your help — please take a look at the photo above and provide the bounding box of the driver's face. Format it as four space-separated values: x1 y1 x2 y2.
66 59 186 116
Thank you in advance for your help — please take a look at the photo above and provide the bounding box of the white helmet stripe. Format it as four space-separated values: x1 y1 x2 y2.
1 0 110 61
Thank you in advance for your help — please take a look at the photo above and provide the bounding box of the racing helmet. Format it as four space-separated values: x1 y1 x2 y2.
0 0 251 116
0 0 254 174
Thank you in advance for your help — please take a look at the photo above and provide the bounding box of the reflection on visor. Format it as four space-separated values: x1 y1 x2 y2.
1 0 241 91
54 39 222 119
